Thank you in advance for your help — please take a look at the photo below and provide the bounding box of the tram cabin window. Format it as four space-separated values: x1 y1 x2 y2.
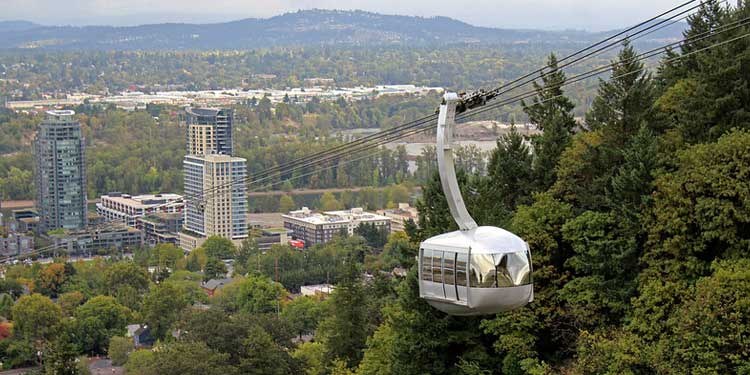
456 253 468 286
420 250 468 287
422 249 433 281
443 253 455 285
432 251 443 283
469 252 532 288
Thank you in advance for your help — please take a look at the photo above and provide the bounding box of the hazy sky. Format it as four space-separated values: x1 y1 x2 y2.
0 0 727 31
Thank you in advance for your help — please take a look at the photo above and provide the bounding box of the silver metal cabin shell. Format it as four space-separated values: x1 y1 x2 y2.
418 227 533 316
418 92 533 316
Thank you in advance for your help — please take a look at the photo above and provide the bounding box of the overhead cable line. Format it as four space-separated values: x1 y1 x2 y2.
231 0 703 185
456 0 705 112
184 11 750 216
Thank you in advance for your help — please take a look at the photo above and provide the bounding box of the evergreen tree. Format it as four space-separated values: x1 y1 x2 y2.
353 223 388 249
554 43 656 212
655 1 750 143
359 271 495 375
186 254 201 272
522 54 576 190
586 40 655 142
43 330 79 375
414 171 459 241
561 211 639 328
482 193 576 367
608 124 659 218
316 257 367 368
480 125 534 227
681 0 726 61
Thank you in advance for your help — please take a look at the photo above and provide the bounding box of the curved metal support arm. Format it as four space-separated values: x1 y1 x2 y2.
437 92 478 231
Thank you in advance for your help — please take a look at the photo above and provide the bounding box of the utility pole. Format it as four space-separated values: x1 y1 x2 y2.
275 255 280 317
274 255 279 284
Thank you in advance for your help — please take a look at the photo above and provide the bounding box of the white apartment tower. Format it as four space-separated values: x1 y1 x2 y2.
181 107 247 249
183 154 248 240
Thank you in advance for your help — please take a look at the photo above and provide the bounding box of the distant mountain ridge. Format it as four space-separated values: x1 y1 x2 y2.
0 9 687 50
0 20 40 33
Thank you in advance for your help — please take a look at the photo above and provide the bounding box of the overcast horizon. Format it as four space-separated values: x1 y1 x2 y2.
0 0 737 32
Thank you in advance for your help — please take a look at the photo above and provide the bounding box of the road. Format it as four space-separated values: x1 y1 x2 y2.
1 199 98 209
3 254 132 266
1 186 419 209
247 186 413 197
0 368 37 375
89 358 124 375
0 359 122 375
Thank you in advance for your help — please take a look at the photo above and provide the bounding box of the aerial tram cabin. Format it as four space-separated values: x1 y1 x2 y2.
418 93 534 316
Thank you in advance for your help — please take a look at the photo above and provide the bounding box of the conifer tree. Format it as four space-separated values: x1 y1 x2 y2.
586 40 655 143
609 124 658 218
554 43 655 212
316 257 368 368
522 54 576 190
481 125 534 226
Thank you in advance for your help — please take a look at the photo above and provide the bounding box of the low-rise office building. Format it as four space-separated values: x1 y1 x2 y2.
4 210 40 234
15 217 39 234
97 193 183 227
300 284 334 297
139 212 184 245
254 228 293 251
87 212 105 226
51 224 143 255
0 233 34 257
282 207 390 247
376 203 419 233
12 209 38 221
177 231 207 252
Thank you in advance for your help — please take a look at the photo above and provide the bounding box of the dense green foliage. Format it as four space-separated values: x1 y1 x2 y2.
367 3 750 374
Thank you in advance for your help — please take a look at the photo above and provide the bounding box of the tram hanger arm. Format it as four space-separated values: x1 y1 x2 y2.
437 92 479 231
437 89 494 115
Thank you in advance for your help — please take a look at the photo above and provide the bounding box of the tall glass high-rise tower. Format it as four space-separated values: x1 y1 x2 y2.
185 107 234 156
34 110 88 231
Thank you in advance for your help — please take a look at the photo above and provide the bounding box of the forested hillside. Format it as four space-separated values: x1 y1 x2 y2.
0 9 684 50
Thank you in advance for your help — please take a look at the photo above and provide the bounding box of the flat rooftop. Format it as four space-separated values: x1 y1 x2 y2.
283 207 390 225
100 193 183 209
283 212 350 225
